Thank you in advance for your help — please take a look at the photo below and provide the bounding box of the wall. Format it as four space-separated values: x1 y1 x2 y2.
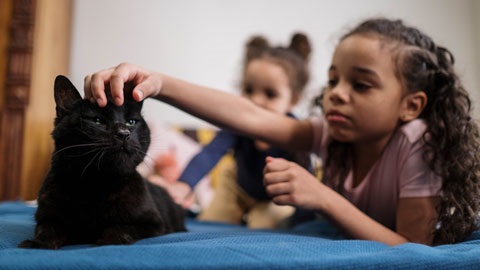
70 0 480 127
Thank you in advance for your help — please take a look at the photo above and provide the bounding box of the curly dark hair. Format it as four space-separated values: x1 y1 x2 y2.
315 18 480 245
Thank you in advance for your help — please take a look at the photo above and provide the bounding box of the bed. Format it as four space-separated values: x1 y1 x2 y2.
0 201 479 269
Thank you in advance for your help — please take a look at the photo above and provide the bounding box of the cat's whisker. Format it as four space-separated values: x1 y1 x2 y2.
53 143 100 156
140 152 156 165
63 143 111 159
131 145 150 159
143 153 155 162
64 147 104 158
96 150 107 170
81 150 103 176
140 158 155 172
136 153 156 173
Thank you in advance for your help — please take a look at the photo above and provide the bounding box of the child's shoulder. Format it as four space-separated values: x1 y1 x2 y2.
398 119 427 144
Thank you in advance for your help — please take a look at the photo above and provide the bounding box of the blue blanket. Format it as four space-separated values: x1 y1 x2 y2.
0 201 479 269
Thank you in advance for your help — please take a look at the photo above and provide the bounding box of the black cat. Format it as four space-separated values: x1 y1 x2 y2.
19 75 186 249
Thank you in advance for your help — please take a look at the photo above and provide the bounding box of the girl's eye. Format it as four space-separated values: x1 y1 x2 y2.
327 79 338 88
265 88 277 99
353 82 371 92
243 85 253 95
126 119 137 127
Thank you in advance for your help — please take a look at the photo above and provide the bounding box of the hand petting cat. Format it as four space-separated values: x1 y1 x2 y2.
84 63 161 107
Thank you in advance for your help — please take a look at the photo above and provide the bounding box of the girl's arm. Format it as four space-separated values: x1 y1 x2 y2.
395 197 439 245
264 157 438 246
319 189 437 245
85 63 314 152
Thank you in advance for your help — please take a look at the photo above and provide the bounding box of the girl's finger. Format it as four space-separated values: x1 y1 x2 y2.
263 157 290 174
271 194 293 206
132 77 159 102
83 74 93 101
265 182 291 196
263 170 291 185
89 69 114 107
111 63 155 105
109 63 142 106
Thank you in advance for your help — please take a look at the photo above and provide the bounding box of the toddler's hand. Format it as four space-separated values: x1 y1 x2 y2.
84 63 163 107
149 175 194 209
264 156 324 210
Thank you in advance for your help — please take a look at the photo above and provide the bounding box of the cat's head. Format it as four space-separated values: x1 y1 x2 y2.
52 75 150 174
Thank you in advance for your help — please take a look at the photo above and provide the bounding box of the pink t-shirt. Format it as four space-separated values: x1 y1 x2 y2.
310 117 442 230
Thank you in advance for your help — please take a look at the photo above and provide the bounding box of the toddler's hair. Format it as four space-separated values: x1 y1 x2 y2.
319 18 480 245
242 32 311 98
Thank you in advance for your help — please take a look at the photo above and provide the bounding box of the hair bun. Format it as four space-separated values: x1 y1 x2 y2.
289 32 311 61
246 36 269 49
245 36 269 61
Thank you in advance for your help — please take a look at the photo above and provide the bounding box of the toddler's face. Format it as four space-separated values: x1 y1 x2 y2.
322 34 405 144
242 59 295 115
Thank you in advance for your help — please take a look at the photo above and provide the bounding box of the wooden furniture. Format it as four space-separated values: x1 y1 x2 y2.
0 0 72 201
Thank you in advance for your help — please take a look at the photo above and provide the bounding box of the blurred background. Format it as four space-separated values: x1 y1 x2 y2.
0 0 479 201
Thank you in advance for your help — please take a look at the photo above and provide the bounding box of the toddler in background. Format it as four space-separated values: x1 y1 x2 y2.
165 33 312 228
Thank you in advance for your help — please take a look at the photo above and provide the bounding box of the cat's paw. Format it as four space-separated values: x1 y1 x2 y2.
18 239 60 249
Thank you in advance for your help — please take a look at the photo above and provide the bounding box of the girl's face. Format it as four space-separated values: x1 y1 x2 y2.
242 59 296 115
322 34 405 144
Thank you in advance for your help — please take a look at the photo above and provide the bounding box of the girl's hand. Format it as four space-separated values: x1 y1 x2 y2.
263 156 325 210
84 63 163 107
148 175 194 209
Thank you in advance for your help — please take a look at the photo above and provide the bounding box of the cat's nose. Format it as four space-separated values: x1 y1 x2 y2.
116 128 130 140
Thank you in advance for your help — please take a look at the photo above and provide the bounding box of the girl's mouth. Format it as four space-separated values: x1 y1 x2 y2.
326 110 349 123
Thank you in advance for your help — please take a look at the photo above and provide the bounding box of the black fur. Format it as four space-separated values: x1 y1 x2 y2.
18 75 185 249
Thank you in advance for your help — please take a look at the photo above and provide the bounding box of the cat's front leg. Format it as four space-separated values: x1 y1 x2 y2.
18 224 68 249
96 225 139 246
97 223 164 246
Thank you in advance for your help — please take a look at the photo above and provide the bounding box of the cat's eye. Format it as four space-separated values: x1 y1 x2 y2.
126 119 137 127
93 117 103 125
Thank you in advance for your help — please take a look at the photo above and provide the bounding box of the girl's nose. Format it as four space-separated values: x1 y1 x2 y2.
329 85 349 104
250 93 267 107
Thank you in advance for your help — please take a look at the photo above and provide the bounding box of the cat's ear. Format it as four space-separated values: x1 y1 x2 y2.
54 75 82 113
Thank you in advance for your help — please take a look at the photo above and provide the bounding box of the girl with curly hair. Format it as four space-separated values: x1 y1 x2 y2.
84 18 480 246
